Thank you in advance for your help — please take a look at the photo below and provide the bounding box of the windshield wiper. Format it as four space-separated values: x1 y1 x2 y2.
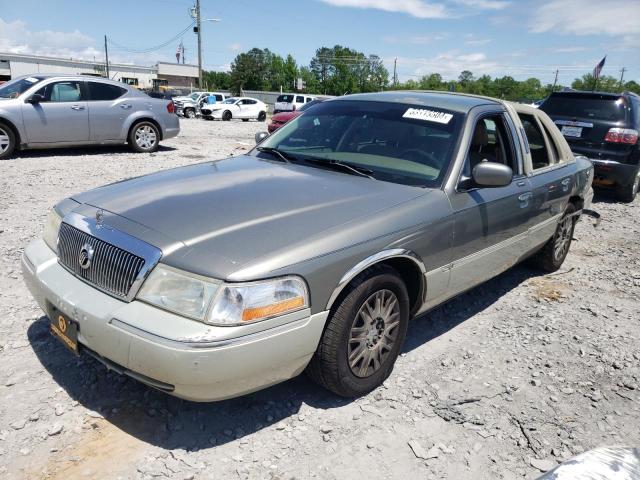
303 157 375 179
256 146 298 164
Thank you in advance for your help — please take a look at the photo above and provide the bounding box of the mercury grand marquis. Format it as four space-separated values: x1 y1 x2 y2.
22 92 594 401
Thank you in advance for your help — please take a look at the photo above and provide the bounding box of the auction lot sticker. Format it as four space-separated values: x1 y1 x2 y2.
403 108 453 124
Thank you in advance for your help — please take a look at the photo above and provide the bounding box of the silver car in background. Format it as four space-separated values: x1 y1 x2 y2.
0 74 180 159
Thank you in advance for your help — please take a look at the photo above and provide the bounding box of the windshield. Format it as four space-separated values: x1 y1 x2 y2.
255 100 462 187
541 94 629 122
0 76 45 99
277 94 294 103
189 93 200 101
222 97 237 104
298 100 320 112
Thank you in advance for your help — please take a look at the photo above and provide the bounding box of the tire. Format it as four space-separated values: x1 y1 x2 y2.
258 111 267 122
0 122 17 160
615 173 639 203
222 110 232 121
128 121 160 153
530 203 577 272
306 265 410 397
184 108 196 119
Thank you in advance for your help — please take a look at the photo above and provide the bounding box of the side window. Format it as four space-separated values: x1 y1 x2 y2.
539 121 559 163
296 95 305 103
215 94 223 101
35 81 83 103
464 114 517 178
518 113 552 170
87 82 127 101
245 99 257 105
306 97 313 103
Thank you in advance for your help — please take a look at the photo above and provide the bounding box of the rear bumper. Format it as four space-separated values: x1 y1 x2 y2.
590 159 640 189
22 239 328 402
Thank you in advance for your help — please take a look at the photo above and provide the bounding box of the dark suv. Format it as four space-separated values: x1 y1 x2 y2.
540 91 640 202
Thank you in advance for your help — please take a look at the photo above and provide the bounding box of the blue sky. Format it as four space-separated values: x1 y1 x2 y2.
0 0 638 85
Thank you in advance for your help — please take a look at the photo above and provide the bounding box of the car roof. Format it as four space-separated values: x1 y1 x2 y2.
331 90 500 113
15 73 130 87
548 90 625 99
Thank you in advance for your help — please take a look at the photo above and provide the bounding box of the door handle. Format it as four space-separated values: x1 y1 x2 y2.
518 192 532 202
70 105 85 111
516 180 527 187
120 104 132 109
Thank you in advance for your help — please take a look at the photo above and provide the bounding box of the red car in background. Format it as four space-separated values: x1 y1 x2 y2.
268 99 321 133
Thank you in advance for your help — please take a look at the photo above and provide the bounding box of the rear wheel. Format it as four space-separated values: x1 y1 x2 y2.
258 111 267 122
129 121 160 153
222 110 232 121
530 203 577 272
306 265 410 397
616 173 639 203
0 122 16 160
184 108 196 119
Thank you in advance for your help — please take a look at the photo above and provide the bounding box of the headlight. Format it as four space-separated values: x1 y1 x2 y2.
138 265 219 321
43 208 62 252
207 276 309 326
137 267 309 326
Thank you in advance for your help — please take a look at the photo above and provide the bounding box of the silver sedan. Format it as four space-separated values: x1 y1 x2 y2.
0 74 180 159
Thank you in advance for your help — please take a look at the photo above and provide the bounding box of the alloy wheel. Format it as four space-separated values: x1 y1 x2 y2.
348 289 400 378
0 127 10 154
134 125 157 150
553 215 573 262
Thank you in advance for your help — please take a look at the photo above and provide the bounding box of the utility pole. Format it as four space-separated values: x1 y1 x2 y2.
104 35 110 78
393 58 397 87
619 67 627 90
552 69 559 91
194 0 202 88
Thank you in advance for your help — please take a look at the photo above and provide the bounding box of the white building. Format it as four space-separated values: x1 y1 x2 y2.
0 53 199 90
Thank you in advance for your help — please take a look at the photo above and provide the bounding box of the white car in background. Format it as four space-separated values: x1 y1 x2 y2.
201 97 267 121
274 93 315 113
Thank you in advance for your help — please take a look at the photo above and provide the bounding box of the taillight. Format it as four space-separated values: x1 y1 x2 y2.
167 101 175 114
604 128 638 145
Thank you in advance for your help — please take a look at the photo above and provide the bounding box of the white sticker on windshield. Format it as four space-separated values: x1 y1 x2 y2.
402 108 452 124
25 77 39 83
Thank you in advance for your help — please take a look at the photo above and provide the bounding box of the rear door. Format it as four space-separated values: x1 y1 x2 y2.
21 80 89 144
540 93 631 163
86 81 129 141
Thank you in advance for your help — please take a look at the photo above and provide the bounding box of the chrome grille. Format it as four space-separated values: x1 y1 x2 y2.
57 222 146 299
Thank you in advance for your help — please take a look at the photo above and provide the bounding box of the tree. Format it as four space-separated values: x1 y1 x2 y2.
418 73 443 90
203 70 231 90
229 48 273 94
572 73 620 92
458 70 475 91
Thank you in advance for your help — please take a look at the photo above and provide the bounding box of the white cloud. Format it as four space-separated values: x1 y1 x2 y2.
229 43 242 52
392 51 500 80
464 34 492 46
318 0 448 18
453 0 509 9
384 33 448 44
0 18 101 60
530 0 640 38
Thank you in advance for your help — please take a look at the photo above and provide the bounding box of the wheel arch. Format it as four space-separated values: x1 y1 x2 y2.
325 249 426 316
0 116 22 147
127 117 163 142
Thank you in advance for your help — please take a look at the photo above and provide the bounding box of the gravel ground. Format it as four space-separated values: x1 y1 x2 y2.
1 118 639 480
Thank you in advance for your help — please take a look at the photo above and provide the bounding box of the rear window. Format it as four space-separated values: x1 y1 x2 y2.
277 94 294 102
88 82 127 101
541 94 628 122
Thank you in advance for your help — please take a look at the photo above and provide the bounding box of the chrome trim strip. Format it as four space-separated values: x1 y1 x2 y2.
61 212 162 302
554 120 594 128
325 249 427 310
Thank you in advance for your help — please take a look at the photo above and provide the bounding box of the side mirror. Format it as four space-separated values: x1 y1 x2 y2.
27 94 45 104
471 161 513 187
255 132 269 144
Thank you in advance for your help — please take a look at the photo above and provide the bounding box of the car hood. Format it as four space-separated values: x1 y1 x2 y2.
71 155 429 280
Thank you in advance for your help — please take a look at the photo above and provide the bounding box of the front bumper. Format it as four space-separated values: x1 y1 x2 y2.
21 239 327 402
590 159 640 189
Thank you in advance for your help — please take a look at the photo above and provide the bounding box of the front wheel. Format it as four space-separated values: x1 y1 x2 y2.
184 108 196 119
306 265 410 397
222 110 232 121
616 173 639 203
0 122 17 160
129 121 160 153
258 111 267 122
530 204 577 272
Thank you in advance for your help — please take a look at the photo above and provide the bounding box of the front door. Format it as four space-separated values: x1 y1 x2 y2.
22 80 89 144
448 113 533 294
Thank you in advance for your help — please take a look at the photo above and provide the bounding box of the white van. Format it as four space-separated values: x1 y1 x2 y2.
274 93 315 113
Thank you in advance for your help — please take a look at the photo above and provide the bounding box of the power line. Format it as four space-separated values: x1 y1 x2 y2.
107 22 195 54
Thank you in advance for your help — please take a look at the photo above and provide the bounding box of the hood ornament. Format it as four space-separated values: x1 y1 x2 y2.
95 209 105 228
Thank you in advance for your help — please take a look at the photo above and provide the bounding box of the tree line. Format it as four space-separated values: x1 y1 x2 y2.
203 46 640 100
